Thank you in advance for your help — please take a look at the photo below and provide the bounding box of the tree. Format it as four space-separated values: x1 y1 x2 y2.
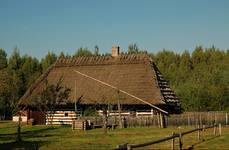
128 43 139 54
21 55 42 88
74 47 93 57
0 49 7 69
41 52 57 72
192 46 204 66
152 46 229 111
0 68 24 141
178 50 193 83
0 69 19 119
154 50 178 82
8 47 22 71
180 50 192 70
21 55 42 89
7 48 26 110
94 45 99 56
59 51 65 58
0 70 12 119
32 77 71 125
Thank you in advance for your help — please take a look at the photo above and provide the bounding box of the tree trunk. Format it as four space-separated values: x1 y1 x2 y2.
103 109 108 134
16 114 22 142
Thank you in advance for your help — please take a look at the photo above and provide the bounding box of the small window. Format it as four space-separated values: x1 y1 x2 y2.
65 113 68 117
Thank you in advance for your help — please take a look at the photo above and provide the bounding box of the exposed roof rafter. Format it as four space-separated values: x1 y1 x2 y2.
73 70 168 114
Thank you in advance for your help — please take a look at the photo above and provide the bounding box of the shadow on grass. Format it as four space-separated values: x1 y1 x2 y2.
187 135 220 150
0 121 13 124
0 125 18 130
0 127 57 149
0 126 56 138
0 140 47 150
0 126 57 146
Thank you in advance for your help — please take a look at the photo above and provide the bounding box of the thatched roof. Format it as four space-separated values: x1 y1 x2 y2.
19 54 179 107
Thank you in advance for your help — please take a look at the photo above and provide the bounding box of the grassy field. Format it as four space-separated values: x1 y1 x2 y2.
0 121 228 149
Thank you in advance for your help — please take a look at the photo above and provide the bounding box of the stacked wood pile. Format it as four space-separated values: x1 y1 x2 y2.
72 119 88 130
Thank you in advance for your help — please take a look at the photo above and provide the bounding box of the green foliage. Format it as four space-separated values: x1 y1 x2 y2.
59 51 65 58
41 52 57 72
8 47 22 71
0 45 229 119
0 49 7 69
153 46 229 111
192 46 204 65
128 43 148 54
21 55 42 88
0 70 17 118
128 43 139 54
32 77 71 121
4 49 27 116
74 47 93 57
83 106 99 116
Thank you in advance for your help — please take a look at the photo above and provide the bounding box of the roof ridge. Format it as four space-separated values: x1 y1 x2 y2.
55 54 152 67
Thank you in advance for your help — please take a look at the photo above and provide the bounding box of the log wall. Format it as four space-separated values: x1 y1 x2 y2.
46 111 77 125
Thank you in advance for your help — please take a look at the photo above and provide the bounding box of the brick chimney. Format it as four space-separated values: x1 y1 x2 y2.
112 46 120 57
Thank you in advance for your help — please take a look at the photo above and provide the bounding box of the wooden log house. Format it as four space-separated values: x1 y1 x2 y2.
18 46 181 126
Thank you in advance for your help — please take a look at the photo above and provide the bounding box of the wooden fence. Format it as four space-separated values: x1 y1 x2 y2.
84 112 228 128
167 111 228 126
115 124 222 150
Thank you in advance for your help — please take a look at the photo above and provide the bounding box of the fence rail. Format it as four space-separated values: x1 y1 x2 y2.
115 124 222 150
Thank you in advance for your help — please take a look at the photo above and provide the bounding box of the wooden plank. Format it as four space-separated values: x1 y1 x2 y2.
73 70 168 115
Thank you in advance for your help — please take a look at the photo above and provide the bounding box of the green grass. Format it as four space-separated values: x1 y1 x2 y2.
0 121 228 149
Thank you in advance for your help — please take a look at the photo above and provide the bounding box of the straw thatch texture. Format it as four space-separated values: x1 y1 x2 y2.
19 54 178 106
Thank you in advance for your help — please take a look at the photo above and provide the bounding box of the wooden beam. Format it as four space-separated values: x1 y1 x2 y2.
73 70 168 115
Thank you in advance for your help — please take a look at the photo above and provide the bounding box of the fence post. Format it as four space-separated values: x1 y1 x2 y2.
226 113 228 126
203 125 205 140
188 114 190 126
157 113 160 128
179 131 183 150
200 114 202 126
214 113 217 124
127 144 132 150
219 123 222 136
171 132 175 150
197 124 200 141
213 124 216 136
72 120 75 130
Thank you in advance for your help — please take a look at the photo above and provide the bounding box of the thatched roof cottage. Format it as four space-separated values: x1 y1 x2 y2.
19 47 180 125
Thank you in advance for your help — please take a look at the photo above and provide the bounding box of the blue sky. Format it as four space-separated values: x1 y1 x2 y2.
0 0 229 58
